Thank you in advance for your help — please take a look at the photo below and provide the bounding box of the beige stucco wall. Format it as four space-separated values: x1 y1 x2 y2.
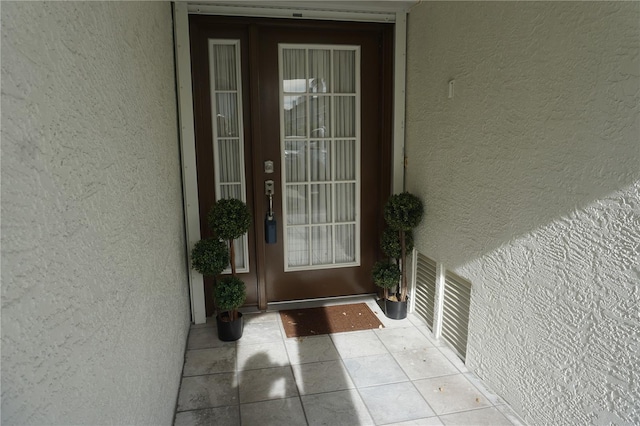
406 2 639 424
1 2 190 424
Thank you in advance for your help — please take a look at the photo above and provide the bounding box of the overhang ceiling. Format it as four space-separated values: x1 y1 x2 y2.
186 1 419 14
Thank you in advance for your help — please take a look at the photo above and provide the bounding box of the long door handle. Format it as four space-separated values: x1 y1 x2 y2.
265 180 275 220
265 180 277 244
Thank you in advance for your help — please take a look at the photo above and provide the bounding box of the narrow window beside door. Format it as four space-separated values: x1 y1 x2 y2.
209 39 249 273
280 44 361 271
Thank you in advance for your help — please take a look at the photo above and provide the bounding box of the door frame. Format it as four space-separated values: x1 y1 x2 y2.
173 1 410 324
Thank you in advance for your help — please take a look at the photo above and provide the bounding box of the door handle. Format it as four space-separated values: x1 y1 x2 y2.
265 180 275 219
265 180 277 244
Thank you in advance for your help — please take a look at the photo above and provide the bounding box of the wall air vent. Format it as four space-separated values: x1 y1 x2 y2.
414 253 437 330
442 270 472 360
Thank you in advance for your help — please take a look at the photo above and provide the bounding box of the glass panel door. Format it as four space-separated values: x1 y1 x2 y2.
279 45 360 271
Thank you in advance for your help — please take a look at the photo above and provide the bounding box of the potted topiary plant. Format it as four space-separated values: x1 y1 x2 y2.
207 198 251 341
374 192 424 319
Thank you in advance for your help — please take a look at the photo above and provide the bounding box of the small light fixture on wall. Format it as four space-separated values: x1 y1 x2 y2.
448 79 455 99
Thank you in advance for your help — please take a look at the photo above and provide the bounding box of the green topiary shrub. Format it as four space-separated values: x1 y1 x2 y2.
372 261 400 301
191 238 229 277
381 228 414 260
208 198 252 241
215 276 246 314
384 192 424 231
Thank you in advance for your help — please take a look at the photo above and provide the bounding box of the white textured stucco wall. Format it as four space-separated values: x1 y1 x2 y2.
406 2 639 424
2 2 190 424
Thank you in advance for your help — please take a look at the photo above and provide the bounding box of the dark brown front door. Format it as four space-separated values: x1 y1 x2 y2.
190 16 393 312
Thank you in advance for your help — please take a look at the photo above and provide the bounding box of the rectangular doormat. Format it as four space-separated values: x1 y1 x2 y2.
279 302 384 338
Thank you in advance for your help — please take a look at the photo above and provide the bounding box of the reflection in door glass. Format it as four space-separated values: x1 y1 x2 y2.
285 140 307 182
287 228 309 267
309 49 330 93
283 96 306 137
215 94 239 137
312 226 333 265
310 184 332 224
310 140 331 181
309 96 331 138
280 44 360 271
282 49 306 92
286 185 308 225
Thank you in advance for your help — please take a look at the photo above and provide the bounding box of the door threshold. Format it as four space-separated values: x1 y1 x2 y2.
266 294 378 312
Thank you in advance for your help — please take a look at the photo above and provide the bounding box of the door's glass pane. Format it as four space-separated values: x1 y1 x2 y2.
286 185 308 225
284 95 306 137
218 139 241 183
335 183 355 222
280 44 359 271
288 227 309 267
311 184 331 224
283 49 306 93
335 224 356 263
220 188 248 271
310 96 330 138
334 50 355 93
334 96 355 137
220 184 242 200
335 140 355 181
212 44 237 90
210 41 248 274
232 237 246 269
312 226 333 265
309 49 330 93
216 93 239 137
310 140 330 182
285 140 307 182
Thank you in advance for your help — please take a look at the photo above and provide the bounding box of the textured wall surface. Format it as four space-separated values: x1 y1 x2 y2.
2 2 190 424
406 2 639 424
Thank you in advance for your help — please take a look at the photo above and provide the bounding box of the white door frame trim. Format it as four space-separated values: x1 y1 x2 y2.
173 1 409 324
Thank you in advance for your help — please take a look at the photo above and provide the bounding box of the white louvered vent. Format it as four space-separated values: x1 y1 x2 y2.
414 253 437 330
442 270 471 360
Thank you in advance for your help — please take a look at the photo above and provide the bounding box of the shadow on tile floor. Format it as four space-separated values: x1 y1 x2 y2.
173 299 526 426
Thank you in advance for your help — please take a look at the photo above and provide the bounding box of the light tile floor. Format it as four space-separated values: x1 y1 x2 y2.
174 298 526 426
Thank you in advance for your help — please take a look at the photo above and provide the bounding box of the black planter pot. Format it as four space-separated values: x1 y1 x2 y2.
385 299 408 320
216 312 244 341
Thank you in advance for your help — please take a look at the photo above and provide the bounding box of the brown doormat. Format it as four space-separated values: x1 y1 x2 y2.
279 302 384 338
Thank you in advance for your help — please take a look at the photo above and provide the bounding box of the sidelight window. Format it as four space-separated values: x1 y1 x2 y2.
209 40 249 273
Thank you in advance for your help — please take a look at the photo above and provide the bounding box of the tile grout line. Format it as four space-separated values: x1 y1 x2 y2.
278 310 309 425
177 306 524 426
331 330 377 425
375 320 440 424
